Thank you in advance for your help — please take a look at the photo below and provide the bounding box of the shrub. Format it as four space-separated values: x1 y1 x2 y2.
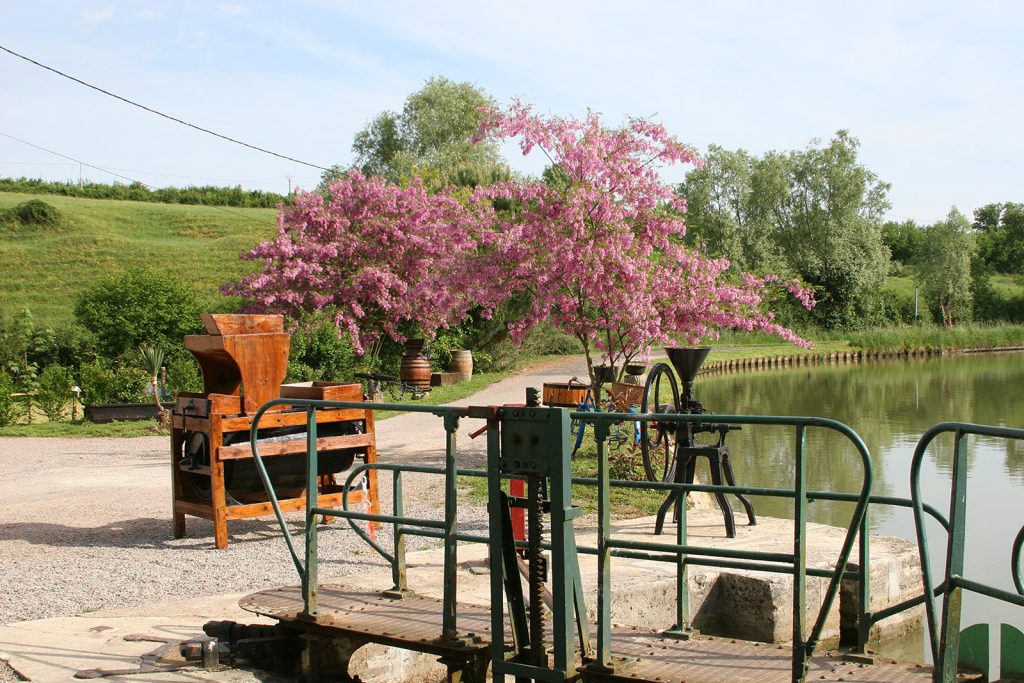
287 313 356 382
0 371 23 427
14 199 63 226
1 199 64 230
164 351 203 396
74 269 204 358
78 361 148 404
35 364 74 421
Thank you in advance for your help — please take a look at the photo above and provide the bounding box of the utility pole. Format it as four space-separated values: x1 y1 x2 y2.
285 175 293 195
79 163 83 189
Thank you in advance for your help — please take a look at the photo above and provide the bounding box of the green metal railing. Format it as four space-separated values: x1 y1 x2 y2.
909 422 1024 682
576 411 872 683
247 400 1022 683
248 398 473 643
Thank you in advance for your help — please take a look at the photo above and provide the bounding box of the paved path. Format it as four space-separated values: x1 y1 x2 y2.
373 355 590 465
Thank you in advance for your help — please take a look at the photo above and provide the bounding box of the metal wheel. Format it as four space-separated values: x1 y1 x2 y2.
640 362 680 482
386 380 407 403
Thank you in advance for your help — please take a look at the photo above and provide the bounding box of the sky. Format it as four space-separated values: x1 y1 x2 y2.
1 1 1023 225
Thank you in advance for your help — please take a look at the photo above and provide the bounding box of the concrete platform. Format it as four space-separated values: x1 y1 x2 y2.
338 509 923 647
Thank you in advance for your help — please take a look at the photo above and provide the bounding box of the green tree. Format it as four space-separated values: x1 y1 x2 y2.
74 269 203 358
748 131 892 328
881 219 926 266
342 76 509 190
680 133 893 329
678 145 785 274
0 371 23 427
974 202 1024 274
35 364 73 421
917 208 976 326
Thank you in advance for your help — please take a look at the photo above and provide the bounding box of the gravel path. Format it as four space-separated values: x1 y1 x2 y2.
0 356 589 626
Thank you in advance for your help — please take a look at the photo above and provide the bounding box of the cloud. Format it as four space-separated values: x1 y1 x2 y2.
217 3 248 15
79 5 116 33
134 8 166 22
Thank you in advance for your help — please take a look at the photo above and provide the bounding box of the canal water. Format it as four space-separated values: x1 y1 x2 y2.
695 351 1024 656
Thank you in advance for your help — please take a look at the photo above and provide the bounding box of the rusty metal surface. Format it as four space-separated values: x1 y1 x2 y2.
240 584 498 658
242 585 941 682
585 630 935 683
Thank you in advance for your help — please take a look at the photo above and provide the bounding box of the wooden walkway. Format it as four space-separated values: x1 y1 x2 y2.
241 584 946 682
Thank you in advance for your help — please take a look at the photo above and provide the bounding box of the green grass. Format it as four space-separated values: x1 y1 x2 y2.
370 370 508 420
0 364 531 436
990 274 1024 297
0 419 158 437
0 191 277 327
883 274 917 298
842 322 1024 352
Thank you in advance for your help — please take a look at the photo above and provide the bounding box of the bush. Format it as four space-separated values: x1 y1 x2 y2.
74 269 204 358
1 199 64 230
36 364 74 421
0 371 23 427
286 313 356 382
164 351 203 396
78 361 148 404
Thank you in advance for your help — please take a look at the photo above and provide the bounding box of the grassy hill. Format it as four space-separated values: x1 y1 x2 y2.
0 192 278 327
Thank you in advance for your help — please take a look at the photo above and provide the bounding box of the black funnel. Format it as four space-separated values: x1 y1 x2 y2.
665 347 711 387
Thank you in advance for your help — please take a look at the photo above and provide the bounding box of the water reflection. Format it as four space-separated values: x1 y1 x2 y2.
695 351 1024 647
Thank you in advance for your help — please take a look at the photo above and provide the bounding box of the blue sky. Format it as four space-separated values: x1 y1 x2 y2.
1 1 1022 224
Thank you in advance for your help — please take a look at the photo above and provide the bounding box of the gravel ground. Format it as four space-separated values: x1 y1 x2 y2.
0 435 488 625
0 356 589 626
0 660 24 682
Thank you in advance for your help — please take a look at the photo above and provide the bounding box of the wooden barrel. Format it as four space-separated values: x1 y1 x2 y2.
400 353 432 391
542 382 589 408
447 349 473 382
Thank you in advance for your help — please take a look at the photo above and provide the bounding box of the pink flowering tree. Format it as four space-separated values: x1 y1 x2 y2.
225 171 496 362
473 102 814 387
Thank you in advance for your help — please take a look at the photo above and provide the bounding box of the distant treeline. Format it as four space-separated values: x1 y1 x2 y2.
0 177 287 208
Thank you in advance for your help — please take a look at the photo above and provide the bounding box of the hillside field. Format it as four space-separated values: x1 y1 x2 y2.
3 191 1022 330
0 192 278 326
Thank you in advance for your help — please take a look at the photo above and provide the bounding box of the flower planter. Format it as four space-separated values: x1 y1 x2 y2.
84 402 174 424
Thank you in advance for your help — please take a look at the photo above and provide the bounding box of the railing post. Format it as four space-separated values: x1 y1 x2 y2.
485 411 505 683
857 505 871 651
937 428 970 682
303 406 319 619
792 423 808 682
390 468 408 594
441 412 460 642
594 420 612 670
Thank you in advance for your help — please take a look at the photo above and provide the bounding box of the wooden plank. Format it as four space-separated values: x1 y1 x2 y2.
200 313 285 335
219 433 374 460
224 491 353 519
220 407 368 433
279 383 362 402
174 500 214 519
177 463 212 476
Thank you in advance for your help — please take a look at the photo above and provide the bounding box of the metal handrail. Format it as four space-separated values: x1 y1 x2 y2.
249 398 468 641
247 399 1021 683
909 421 1024 681
576 410 871 682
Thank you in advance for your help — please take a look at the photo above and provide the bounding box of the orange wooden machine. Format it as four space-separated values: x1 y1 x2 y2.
171 314 378 549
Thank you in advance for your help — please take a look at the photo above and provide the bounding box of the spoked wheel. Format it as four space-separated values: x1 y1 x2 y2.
386 381 407 402
641 362 680 482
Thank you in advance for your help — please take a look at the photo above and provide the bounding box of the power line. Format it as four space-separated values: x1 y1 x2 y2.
0 131 276 226
0 43 330 172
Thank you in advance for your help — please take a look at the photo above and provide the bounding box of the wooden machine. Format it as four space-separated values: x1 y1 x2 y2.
171 314 378 549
